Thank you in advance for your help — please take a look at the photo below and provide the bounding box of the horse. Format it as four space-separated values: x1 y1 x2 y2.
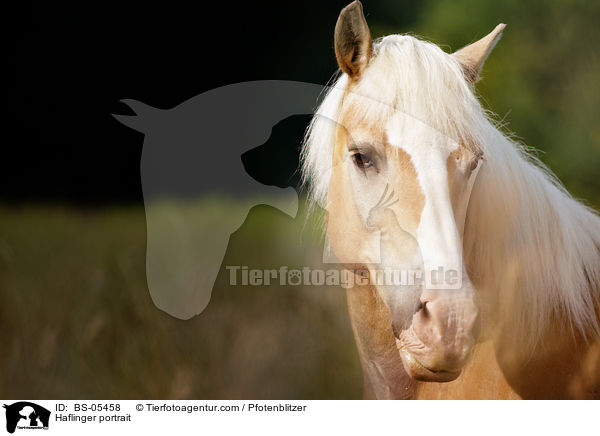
301 1 600 399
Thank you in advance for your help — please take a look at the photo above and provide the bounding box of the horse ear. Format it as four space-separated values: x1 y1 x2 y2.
453 23 506 83
334 1 372 79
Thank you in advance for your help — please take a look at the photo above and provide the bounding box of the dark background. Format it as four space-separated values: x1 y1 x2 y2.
4 0 409 204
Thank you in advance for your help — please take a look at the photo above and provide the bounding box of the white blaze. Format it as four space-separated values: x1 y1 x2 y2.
386 112 463 289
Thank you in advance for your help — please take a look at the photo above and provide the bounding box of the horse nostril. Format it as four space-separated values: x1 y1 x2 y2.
417 300 430 317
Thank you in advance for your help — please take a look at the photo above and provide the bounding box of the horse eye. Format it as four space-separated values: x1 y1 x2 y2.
352 153 373 169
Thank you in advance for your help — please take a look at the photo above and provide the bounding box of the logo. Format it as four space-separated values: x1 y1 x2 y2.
112 82 321 320
3 402 50 434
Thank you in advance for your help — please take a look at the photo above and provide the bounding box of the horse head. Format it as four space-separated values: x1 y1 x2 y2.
307 1 505 382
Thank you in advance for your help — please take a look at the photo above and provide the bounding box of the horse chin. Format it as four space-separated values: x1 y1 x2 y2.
396 341 462 383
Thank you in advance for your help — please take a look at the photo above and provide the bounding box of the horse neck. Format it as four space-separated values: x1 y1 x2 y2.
463 128 600 349
459 130 600 398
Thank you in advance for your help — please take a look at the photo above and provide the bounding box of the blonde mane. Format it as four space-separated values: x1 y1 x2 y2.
301 34 600 347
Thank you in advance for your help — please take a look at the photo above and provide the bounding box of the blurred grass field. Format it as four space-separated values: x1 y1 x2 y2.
0 203 362 399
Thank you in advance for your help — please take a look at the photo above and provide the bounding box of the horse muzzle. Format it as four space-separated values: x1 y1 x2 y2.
394 285 481 382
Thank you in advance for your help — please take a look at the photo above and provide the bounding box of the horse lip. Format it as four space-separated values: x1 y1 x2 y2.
399 348 462 382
